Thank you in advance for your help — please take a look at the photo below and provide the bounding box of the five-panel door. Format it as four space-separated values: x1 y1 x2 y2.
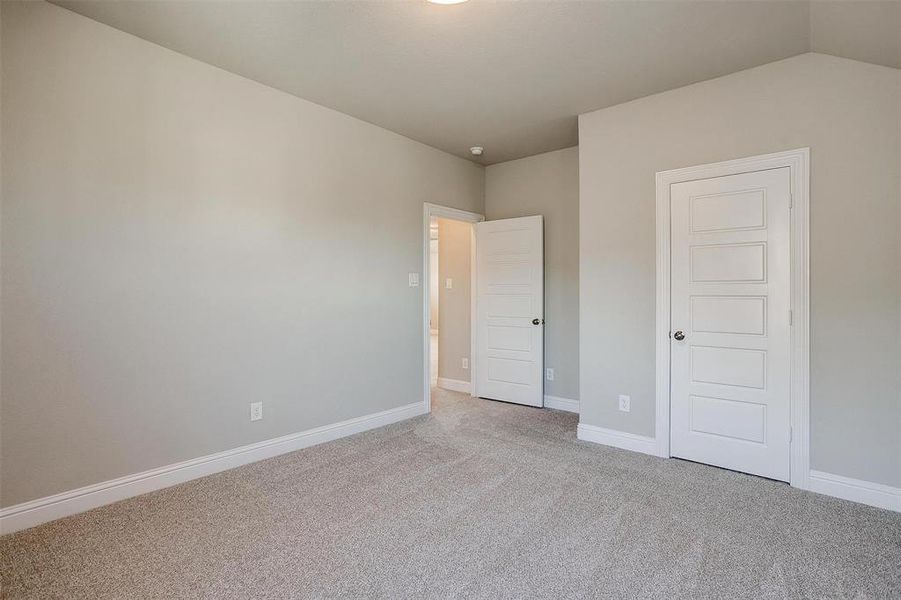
670 167 792 481
474 216 544 407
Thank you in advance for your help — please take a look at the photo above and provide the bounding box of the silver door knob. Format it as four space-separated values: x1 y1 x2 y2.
673 330 685 341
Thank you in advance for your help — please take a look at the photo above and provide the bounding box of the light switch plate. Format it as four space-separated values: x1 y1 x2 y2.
546 368 555 381
445 278 453 289
462 358 469 369
408 272 420 287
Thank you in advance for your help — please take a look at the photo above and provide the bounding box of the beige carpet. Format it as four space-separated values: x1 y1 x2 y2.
2 388 900 599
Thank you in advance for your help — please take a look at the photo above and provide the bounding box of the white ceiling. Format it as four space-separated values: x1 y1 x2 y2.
53 1 900 165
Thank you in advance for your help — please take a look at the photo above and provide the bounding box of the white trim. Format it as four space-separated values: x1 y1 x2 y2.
808 470 900 513
654 148 810 488
544 395 579 413
437 377 471 394
577 423 658 456
422 203 484 413
469 224 478 399
469 224 484 398
0 401 427 535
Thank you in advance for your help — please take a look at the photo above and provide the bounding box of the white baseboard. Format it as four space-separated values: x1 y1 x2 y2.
437 377 470 394
576 421 899 512
7 403 895 536
544 395 579 413
577 423 658 456
0 400 428 535
808 470 900 513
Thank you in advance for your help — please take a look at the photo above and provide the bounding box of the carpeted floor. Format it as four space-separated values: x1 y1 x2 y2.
2 388 900 599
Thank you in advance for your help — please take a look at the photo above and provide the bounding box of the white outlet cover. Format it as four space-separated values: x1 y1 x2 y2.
462 357 469 369
546 368 555 381
618 395 631 413
250 401 263 421
408 272 420 287
445 278 453 289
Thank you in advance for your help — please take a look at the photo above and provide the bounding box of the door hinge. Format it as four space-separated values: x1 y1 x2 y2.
789 426 793 443
789 193 793 209
789 310 793 326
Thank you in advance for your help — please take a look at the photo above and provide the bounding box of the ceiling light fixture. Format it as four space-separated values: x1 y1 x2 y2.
470 146 483 156
427 0 469 4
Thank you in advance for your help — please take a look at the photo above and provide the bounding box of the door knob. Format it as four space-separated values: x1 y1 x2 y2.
673 330 685 341
532 318 543 325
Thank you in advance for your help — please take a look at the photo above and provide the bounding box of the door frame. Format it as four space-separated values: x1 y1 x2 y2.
654 148 810 490
422 202 484 412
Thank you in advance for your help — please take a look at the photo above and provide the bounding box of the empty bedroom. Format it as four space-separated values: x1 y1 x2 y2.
1 0 899 598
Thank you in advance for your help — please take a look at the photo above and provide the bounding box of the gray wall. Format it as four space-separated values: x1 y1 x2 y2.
0 1 484 507
485 147 579 401
579 53 901 487
437 219 471 383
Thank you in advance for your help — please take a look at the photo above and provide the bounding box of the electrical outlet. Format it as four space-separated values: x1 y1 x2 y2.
445 278 453 289
408 272 420 287
250 402 263 421
546 368 555 381
461 357 469 369
618 395 631 413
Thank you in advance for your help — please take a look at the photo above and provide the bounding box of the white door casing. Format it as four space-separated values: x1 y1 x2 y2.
670 167 792 481
474 216 544 407
656 149 809 490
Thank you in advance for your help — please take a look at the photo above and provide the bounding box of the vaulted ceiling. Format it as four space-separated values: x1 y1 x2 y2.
54 1 900 165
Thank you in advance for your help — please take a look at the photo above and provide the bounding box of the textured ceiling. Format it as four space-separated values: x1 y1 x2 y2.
52 1 899 165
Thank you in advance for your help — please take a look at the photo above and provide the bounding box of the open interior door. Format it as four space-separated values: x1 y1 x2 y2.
474 216 544 407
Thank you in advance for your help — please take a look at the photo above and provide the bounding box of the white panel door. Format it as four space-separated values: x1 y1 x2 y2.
475 216 543 407
670 168 791 481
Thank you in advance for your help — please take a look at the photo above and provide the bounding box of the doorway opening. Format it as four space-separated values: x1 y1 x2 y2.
422 203 483 412
430 216 473 395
